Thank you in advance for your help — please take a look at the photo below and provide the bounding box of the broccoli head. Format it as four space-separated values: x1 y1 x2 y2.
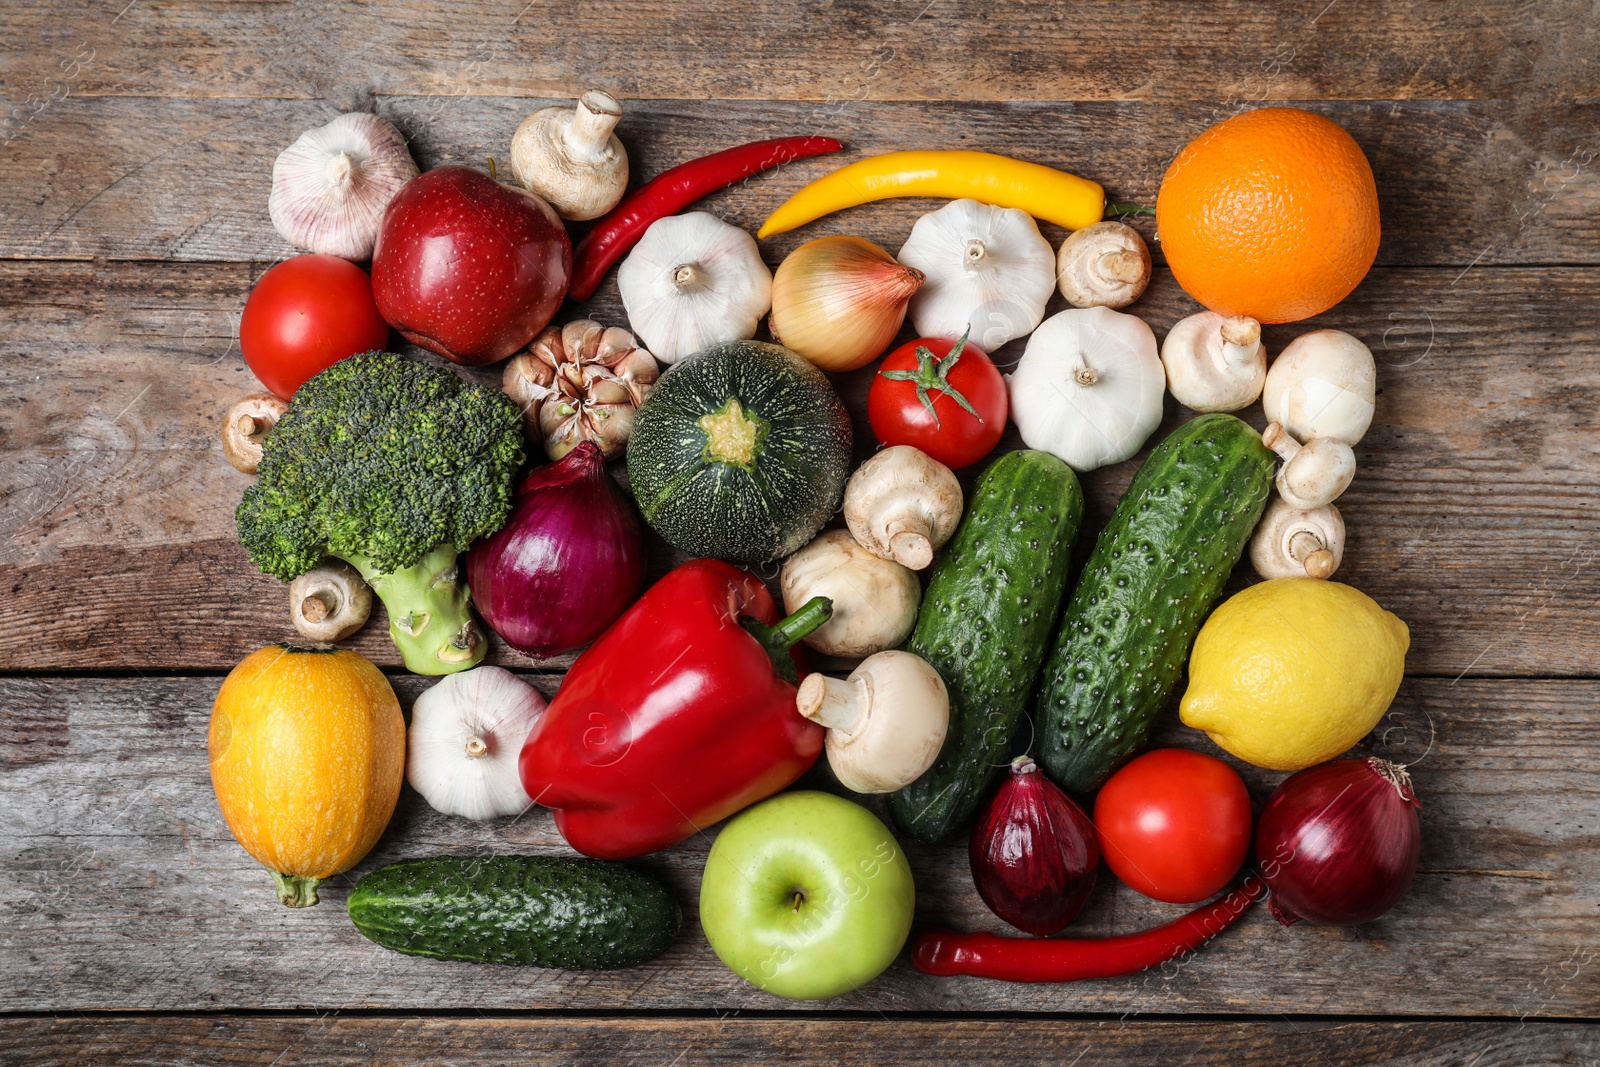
237 351 524 674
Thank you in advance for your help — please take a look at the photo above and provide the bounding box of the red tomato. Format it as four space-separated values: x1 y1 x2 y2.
239 255 391 398
868 333 1007 469
1093 748 1252 904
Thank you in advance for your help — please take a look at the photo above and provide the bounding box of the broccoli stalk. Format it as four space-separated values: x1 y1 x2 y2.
237 352 524 675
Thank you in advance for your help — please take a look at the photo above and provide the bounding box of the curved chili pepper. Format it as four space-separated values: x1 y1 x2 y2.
913 875 1265 983
568 135 846 302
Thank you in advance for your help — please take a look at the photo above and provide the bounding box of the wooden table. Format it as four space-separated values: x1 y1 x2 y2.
3 2 1597 1063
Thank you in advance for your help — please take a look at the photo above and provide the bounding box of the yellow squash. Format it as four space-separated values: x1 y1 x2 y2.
209 644 404 907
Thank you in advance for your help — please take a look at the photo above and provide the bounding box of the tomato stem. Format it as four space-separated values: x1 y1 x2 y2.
876 327 983 428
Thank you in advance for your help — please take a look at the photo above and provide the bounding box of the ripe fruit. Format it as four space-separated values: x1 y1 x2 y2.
239 254 390 398
1157 107 1380 324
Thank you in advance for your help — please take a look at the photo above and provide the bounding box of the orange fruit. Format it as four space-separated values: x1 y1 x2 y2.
1156 108 1380 324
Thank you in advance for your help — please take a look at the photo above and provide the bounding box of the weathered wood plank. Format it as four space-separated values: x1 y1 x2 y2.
3 0 1592 105
2 261 1597 675
3 1016 1597 1067
4 96 1598 266
2 675 1595 1014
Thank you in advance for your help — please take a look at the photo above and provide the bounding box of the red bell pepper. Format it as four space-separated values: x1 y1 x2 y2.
519 558 830 859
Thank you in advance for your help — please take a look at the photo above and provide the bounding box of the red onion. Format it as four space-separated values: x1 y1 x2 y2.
1256 757 1421 927
969 756 1099 935
467 442 646 658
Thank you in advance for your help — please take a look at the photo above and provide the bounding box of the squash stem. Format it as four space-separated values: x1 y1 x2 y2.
271 871 324 908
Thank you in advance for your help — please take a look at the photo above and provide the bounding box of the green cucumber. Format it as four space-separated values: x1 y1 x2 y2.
347 856 680 969
889 450 1085 844
1035 413 1275 793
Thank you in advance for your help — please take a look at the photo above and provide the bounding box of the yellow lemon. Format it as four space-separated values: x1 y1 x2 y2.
1180 578 1408 770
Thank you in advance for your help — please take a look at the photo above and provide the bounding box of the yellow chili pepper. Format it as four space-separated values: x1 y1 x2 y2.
758 150 1106 238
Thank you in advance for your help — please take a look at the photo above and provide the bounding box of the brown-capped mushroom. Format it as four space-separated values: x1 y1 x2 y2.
795 650 950 794
222 394 289 474
289 562 373 641
1250 497 1346 579
780 530 921 658
509 91 628 221
843 445 963 571
1055 221 1152 309
1161 311 1267 412
1263 422 1356 510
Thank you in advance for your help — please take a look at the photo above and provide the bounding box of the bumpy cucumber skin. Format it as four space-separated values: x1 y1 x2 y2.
347 856 681 969
1035 413 1275 794
889 450 1085 844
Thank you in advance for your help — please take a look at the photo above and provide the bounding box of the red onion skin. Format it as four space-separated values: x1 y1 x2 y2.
1256 757 1421 927
466 442 646 659
970 756 1099 936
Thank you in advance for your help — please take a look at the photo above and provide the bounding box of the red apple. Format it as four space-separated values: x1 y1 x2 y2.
371 165 571 366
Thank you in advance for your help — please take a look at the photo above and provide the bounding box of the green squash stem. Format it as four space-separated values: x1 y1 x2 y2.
271 871 324 908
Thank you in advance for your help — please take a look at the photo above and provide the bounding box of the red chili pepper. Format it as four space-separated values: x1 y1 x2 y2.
912 875 1265 983
568 135 846 302
518 559 829 859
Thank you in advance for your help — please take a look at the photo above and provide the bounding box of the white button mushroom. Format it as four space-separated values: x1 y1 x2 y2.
288 562 373 641
1055 221 1152 309
509 90 629 222
1160 311 1267 412
1262 329 1377 445
1250 497 1346 579
795 651 950 794
780 531 921 658
842 445 963 570
1263 422 1356 510
221 393 289 475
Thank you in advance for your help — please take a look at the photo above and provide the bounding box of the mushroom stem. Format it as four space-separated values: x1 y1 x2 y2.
300 593 333 623
1096 248 1147 285
796 673 868 738
566 90 622 159
1262 421 1299 461
1289 530 1338 579
1219 315 1262 369
884 519 934 571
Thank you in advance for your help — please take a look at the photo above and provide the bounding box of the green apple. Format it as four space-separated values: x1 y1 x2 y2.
699 790 914 1000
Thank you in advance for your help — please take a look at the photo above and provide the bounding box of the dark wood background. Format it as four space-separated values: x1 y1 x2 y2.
3 2 1597 1063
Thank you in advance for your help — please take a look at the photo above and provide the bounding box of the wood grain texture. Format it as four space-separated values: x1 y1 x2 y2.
4 96 1599 266
3 260 1597 675
3 0 1594 104
3 1016 1598 1067
2 675 1595 1015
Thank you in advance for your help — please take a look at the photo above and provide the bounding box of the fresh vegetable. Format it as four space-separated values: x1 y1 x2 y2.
1264 422 1356 510
466 442 646 659
914 876 1265 982
1055 221 1152 309
1007 306 1164 472
617 212 772 364
1035 414 1274 793
371 164 571 366
1257 757 1421 926
842 445 962 571
1093 749 1252 904
502 319 658 461
220 393 287 474
348 855 680 968
1157 107 1379 323
700 791 914 1000
209 644 403 907
1180 578 1409 771
868 332 1007 471
970 756 1098 935
268 112 418 260
1262 329 1377 445
238 255 391 399
796 650 950 794
780 530 920 658
758 150 1105 237
569 135 845 302
235 351 523 675
1161 311 1267 413
519 559 829 858
895 199 1054 349
627 340 852 562
407 666 546 821
509 90 628 221
1250 498 1345 580
768 235 924 372
287 562 371 641
890 450 1085 844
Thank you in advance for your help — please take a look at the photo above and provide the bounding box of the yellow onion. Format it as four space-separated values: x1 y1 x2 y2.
770 236 924 372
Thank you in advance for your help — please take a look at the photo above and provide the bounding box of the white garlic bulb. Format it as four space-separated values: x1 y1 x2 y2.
617 212 772 363
896 199 1056 350
407 666 546 821
268 112 419 260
